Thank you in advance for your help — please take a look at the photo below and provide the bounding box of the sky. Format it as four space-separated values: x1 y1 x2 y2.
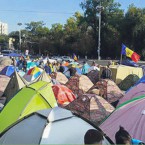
0 0 144 33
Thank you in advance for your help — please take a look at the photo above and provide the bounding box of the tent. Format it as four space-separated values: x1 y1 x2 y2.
50 72 68 84
0 65 15 77
118 74 140 91
100 95 145 143
0 107 113 144
3 71 27 103
0 57 12 66
0 81 57 133
121 59 139 67
23 67 43 82
65 75 94 97
27 61 37 71
0 65 5 72
65 94 114 126
118 83 145 106
0 75 10 97
88 79 124 105
87 70 99 84
52 85 76 106
108 65 143 85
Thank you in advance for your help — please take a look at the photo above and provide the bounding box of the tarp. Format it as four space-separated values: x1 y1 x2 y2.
0 65 15 77
108 65 143 84
0 107 113 144
88 79 124 104
118 74 140 91
118 83 145 106
65 75 94 97
122 59 139 67
52 85 76 105
0 75 10 97
100 95 145 143
65 94 114 126
0 81 57 133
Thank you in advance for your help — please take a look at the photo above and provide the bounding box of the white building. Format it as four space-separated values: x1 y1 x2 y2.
0 21 8 35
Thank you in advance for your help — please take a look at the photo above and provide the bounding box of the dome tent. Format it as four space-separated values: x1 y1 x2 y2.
0 107 113 145
0 81 57 133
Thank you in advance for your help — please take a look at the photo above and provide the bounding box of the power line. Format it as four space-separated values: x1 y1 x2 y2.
0 9 75 15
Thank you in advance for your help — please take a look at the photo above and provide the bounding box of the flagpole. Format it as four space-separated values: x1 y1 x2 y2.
120 53 122 65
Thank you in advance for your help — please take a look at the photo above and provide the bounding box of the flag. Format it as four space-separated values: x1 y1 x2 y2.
121 44 140 62
73 53 78 61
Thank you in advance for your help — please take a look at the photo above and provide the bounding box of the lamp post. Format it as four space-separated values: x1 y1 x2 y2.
17 23 22 52
96 1 104 60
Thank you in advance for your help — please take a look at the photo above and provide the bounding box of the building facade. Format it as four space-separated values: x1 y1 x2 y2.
0 21 8 35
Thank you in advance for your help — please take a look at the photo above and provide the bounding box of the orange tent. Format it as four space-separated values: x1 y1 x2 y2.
52 85 76 105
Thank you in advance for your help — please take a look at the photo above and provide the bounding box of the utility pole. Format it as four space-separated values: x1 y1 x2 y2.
97 1 104 60
17 23 22 52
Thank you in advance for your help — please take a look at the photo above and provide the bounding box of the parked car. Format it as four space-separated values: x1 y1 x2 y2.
61 56 74 62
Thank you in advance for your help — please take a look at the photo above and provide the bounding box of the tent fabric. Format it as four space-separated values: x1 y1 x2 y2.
135 75 145 86
3 71 26 103
88 79 124 104
100 95 145 143
50 72 68 85
108 65 143 85
65 75 94 97
118 74 140 91
0 65 5 72
0 81 57 133
141 65 145 75
52 85 76 105
0 75 10 97
0 57 12 66
23 67 43 82
87 70 99 84
65 94 114 126
118 83 145 106
0 107 112 144
0 65 15 77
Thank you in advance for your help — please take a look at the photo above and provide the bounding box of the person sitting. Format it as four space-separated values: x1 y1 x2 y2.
88 61 100 72
115 126 144 145
84 129 104 144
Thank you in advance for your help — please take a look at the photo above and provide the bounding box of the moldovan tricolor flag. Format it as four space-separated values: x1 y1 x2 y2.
121 44 140 62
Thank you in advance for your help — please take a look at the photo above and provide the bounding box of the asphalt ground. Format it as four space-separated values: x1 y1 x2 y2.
79 59 145 66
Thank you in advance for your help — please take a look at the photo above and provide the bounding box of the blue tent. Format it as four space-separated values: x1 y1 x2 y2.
0 65 15 77
122 59 139 67
8 53 21 57
76 68 82 75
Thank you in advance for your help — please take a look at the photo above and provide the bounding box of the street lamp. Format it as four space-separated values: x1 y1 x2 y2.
17 23 22 52
96 1 104 60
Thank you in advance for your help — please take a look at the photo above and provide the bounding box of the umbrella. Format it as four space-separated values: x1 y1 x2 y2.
8 53 21 57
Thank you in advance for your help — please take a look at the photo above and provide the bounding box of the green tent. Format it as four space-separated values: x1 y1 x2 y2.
0 81 57 133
